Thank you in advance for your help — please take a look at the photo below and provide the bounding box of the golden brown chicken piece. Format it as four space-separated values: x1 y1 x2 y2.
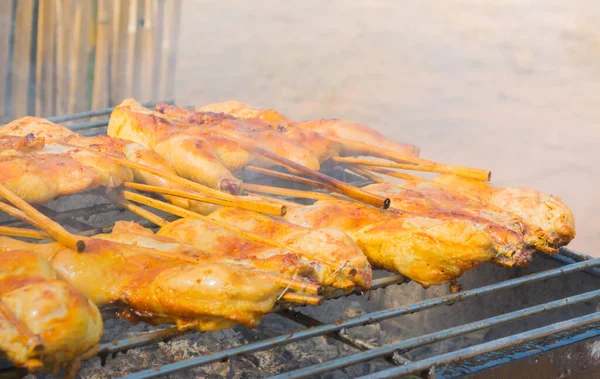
106 220 317 281
362 183 533 267
206 207 372 289
0 237 283 331
109 99 332 194
0 117 217 214
285 200 496 287
400 174 576 253
0 250 102 377
198 100 420 158
156 103 339 164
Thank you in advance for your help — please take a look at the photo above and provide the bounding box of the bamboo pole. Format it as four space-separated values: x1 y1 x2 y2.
11 0 35 118
360 166 423 182
110 0 127 103
0 201 40 229
0 185 87 252
158 0 181 99
344 166 385 183
91 0 111 109
34 0 57 117
122 0 138 98
67 0 91 113
280 292 323 306
54 0 72 115
0 1 14 121
116 198 169 227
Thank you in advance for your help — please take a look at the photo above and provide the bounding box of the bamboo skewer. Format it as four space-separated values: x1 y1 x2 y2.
244 183 340 202
244 166 336 192
57 143 285 216
0 201 41 229
333 156 490 181
344 166 385 184
327 135 491 181
0 184 87 252
360 166 423 182
279 292 324 306
123 191 354 276
116 198 169 227
209 132 390 209
0 226 49 240
122 182 271 213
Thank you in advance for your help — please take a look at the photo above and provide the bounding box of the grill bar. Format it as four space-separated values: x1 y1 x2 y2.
273 288 600 379
120 258 600 379
360 312 600 379
46 100 174 123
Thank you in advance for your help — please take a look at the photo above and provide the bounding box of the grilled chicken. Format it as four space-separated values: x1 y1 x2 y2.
109 99 333 194
361 183 533 266
0 250 102 377
285 199 496 287
398 174 576 253
167 207 372 289
156 103 339 165
198 100 421 158
0 237 283 331
0 117 217 214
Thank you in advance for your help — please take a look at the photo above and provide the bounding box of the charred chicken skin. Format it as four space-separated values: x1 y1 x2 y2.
0 250 102 377
285 200 496 287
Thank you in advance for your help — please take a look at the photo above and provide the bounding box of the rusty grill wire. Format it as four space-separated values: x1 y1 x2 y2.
1 103 599 379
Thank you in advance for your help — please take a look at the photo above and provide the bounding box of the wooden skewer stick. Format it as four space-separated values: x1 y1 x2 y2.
333 156 490 181
360 166 423 182
326 135 491 181
57 143 286 216
249 193 301 208
0 184 87 252
123 191 349 271
210 132 390 209
244 183 340 202
0 226 49 240
244 166 336 192
0 201 41 229
122 182 281 215
116 198 169 227
344 166 385 183
280 292 324 306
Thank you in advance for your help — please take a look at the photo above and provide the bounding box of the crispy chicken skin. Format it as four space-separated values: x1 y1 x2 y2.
0 117 216 214
198 100 420 158
400 174 576 253
0 237 283 331
362 183 533 267
207 207 372 289
0 250 102 377
285 200 496 287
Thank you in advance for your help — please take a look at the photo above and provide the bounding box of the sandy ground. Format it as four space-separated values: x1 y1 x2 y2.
175 0 600 255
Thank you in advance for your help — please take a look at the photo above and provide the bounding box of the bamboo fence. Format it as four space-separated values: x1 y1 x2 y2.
0 0 181 122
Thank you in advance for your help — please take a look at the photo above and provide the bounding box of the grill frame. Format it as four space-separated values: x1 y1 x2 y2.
1 104 599 379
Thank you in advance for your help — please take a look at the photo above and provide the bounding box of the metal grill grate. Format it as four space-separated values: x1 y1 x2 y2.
1 104 599 379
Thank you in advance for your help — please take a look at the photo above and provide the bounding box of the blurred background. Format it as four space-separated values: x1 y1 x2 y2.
1 0 599 253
